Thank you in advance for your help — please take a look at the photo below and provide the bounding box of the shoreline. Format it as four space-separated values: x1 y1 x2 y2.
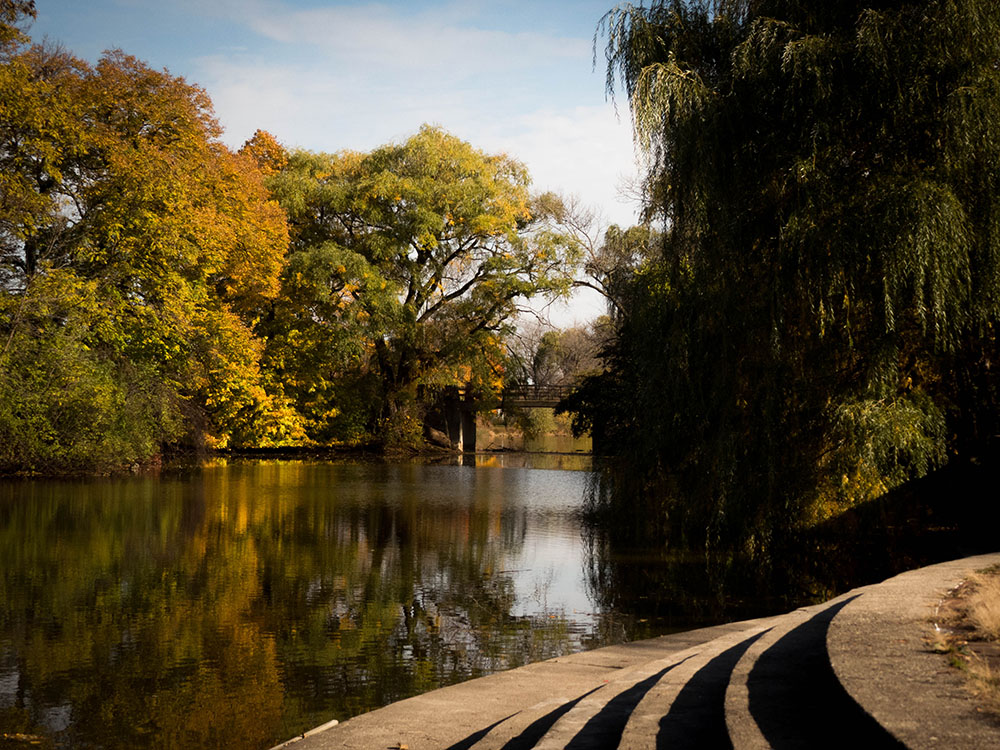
274 552 1000 750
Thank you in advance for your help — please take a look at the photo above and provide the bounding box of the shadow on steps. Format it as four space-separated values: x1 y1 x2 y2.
656 631 766 750
747 597 904 749
562 664 679 750
443 713 519 750
493 685 604 750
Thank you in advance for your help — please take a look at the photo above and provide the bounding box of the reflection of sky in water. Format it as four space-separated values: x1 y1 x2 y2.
511 533 591 619
346 463 596 625
470 467 595 623
0 458 604 748
253 461 601 637
0 665 18 707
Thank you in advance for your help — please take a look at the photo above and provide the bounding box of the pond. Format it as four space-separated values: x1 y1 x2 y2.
7 450 975 749
0 455 663 749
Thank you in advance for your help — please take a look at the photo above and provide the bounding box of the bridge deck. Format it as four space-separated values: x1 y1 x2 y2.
500 384 574 409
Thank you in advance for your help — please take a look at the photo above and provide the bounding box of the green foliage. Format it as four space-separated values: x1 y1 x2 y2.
513 408 555 440
571 0 1000 548
258 229 399 444
507 322 605 389
262 126 581 447
0 22 293 472
581 224 659 316
0 272 181 474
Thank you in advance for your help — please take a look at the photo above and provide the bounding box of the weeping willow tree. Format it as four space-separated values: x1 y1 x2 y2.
569 0 1000 554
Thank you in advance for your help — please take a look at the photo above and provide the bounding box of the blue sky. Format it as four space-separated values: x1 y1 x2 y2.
28 0 642 323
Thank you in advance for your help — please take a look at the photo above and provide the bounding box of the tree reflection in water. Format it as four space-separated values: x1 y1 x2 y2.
579 456 1000 644
0 460 610 749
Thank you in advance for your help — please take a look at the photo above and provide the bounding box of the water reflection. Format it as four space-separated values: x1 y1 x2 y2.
5 455 978 748
0 460 612 749
578 457 1000 641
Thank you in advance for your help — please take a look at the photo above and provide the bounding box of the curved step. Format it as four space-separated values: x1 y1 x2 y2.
292 620 775 750
827 552 1000 750
616 624 770 750
461 687 605 750
724 595 855 749
458 619 780 750
534 621 775 750
727 590 904 749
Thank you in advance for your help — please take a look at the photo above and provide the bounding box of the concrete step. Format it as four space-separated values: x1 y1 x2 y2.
531 621 775 750
457 620 781 750
616 624 771 750
725 589 903 749
461 687 606 750
827 553 1000 750
724 597 851 749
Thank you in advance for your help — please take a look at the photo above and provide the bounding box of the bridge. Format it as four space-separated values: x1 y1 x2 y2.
499 384 575 409
427 384 577 453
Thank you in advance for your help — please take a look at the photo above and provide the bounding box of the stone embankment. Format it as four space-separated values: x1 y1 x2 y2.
273 552 1000 749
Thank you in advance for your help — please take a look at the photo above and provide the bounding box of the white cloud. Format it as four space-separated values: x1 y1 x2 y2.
203 54 640 225
480 106 640 227
190 0 643 325
494 108 641 326
202 0 587 77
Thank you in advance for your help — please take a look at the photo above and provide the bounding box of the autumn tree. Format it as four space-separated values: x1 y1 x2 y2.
0 1 33 47
261 126 581 446
0 13 295 472
568 0 1000 548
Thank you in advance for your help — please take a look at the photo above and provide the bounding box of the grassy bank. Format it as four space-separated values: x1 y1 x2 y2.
933 566 1000 715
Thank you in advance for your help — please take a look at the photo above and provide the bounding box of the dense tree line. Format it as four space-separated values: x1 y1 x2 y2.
566 0 1000 551
0 3 580 473
255 128 578 447
0 3 295 472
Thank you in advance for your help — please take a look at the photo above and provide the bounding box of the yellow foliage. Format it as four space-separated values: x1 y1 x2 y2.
1 43 295 454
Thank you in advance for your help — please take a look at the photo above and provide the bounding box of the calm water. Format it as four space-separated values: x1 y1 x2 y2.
0 456 647 749
4 450 973 749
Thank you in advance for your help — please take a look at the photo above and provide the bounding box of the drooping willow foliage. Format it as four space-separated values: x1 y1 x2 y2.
569 0 1000 553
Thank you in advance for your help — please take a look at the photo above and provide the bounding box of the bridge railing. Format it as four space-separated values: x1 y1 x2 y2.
500 384 575 408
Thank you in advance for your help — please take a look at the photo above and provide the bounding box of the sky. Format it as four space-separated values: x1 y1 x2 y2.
27 0 644 325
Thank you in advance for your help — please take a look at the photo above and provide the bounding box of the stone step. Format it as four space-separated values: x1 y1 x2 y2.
456 620 781 750
724 597 851 749
461 687 606 750
724 588 903 749
827 553 1000 750
458 621 776 750
615 624 771 750
531 621 775 750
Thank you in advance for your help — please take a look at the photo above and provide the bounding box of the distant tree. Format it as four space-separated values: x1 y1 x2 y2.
537 194 659 318
240 129 288 176
568 0 1000 547
261 126 581 445
581 224 659 318
532 327 602 386
505 319 605 386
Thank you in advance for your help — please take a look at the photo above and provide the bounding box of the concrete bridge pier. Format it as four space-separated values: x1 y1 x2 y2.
441 386 477 453
429 384 578 453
